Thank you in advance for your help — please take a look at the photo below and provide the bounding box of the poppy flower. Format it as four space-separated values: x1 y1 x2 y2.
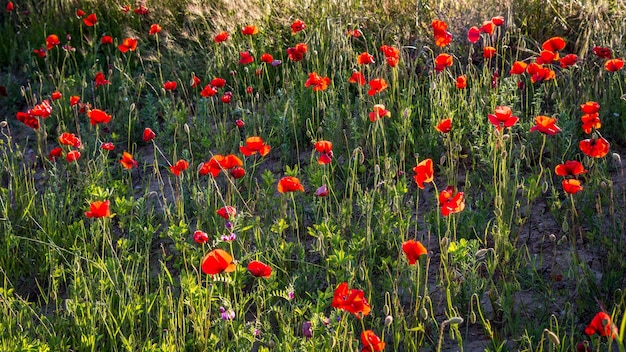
315 184 329 197
247 260 272 278
412 159 434 189
542 37 566 52
118 37 138 53
193 230 208 244
580 101 600 114
435 118 452 133
455 75 467 89
347 29 362 37
75 9 85 17
48 147 62 161
483 46 496 59
66 150 81 162
286 46 305 61
199 154 243 177
170 159 189 176
230 167 246 179
357 52 375 65
361 330 385 352
33 48 47 58
581 113 601 134
6 2 14 11
83 13 97 26
367 78 388 96
261 53 273 63
134 5 149 15
331 282 371 318
16 111 39 129
87 109 112 126
163 81 177 91
349 71 366 85
69 96 80 106
149 23 161 35
584 312 617 338
492 16 505 26
305 72 331 91
402 239 427 265
101 142 114 151
314 140 333 164
189 75 201 88
580 136 610 158
142 128 156 142
369 104 391 122
101 35 113 45
555 160 587 177
380 45 400 62
46 34 60 50
528 65 555 83
431 20 452 47
488 106 518 130
467 26 480 43
510 61 527 75
480 20 495 35
200 85 218 97
235 119 245 128
210 77 226 88
559 54 578 68
239 51 254 65
120 151 138 169
561 179 583 194
291 19 306 34
121 5 130 13
94 72 110 87
240 136 271 156
530 115 561 135
201 249 236 275
605 58 624 72
439 185 465 216
434 53 453 72
59 132 82 148
216 206 237 219
85 200 110 218
51 91 62 100
214 31 229 42
592 46 612 59
242 25 259 35
278 176 304 193
538 50 558 64
30 100 52 118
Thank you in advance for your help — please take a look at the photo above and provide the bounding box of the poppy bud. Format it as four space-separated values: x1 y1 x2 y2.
184 123 190 135
469 311 477 324
446 317 464 325
440 237 448 249
235 119 244 128
420 307 429 320
612 153 621 165
0 121 7 128
544 329 560 345
385 315 393 326
549 233 556 242
600 181 607 189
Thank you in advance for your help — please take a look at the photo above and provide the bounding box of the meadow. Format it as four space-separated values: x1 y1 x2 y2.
1 0 626 350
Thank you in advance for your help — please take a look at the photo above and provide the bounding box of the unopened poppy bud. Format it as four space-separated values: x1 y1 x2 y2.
184 123 190 135
268 340 275 348
420 307 428 320
558 235 568 245
439 154 446 165
475 248 489 260
600 181 607 189
549 233 556 242
446 317 464 325
244 67 249 73
612 153 621 165
0 121 7 128
130 103 136 112
502 134 510 141
440 237 449 249
385 315 393 326
542 181 549 193
374 164 380 176
469 311 477 324
544 329 560 345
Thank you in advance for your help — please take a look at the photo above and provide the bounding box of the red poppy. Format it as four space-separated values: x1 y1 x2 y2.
190 75 201 88
30 100 52 118
278 176 304 193
561 179 583 194
347 29 362 37
70 96 80 106
51 91 62 100
193 230 208 244
467 26 480 43
83 13 97 27
530 115 561 135
605 58 624 72
488 106 518 130
349 71 366 85
261 53 273 63
510 61 527 75
170 159 189 176
242 25 259 35
480 20 495 35
592 46 612 59
216 206 237 219
357 52 375 65
361 330 385 352
221 92 232 103
559 54 577 68
439 185 465 216
101 35 113 45
402 240 427 265
380 45 400 62
538 50 558 64
528 64 555 83
121 5 130 13
247 260 272 278
331 282 371 318
94 72 110 87
369 104 391 122
492 16 505 26
33 48 47 58
120 151 138 169
201 249 236 275
542 37 566 52
16 111 39 129
581 113 601 134
483 46 496 59
435 118 452 133
214 31 229 43
555 160 587 177
46 34 60 50
149 24 161 35
85 200 110 218
431 20 452 47
585 312 617 338
200 85 218 97
314 140 333 164
230 166 246 179
118 37 138 53
76 9 85 17
455 75 467 89
163 81 177 91
66 150 81 162
367 78 388 95
48 147 62 161
6 2 14 11
199 154 243 177
101 142 114 151
210 77 226 88
142 128 156 142
412 159 434 189
87 109 112 126
434 53 453 72
246 86 253 94
240 136 271 156
239 51 254 65
315 184 328 197
580 101 600 114
287 46 305 61
291 19 306 34
305 72 331 91
579 137 610 158
134 5 149 15
59 132 82 148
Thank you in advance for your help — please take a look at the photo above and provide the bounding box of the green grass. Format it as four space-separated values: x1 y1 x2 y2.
1 0 626 351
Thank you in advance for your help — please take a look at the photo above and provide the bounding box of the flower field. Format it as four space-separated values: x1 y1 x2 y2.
1 0 626 350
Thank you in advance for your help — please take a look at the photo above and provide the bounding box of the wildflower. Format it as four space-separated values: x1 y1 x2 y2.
361 330 385 352
271 59 282 66
246 86 253 94
483 46 496 59
101 142 114 151
101 35 113 45
579 136 610 158
49 147 63 161
542 37 566 52
70 96 80 106
76 9 85 17
221 233 237 242
349 71 366 85
580 101 600 114
287 44 308 61
530 115 561 135
120 151 138 169
434 53 453 72
261 53 273 63
357 52 375 65
235 119 245 128
510 61 527 75
314 140 333 164
242 25 259 35
492 16 505 26
488 106 518 130
83 13 97 26
30 100 52 118
347 29 362 37
149 23 161 35
562 179 583 194
230 166 246 178
121 5 130 13
200 85 218 97
278 176 304 193
537 50 558 64
480 20 495 35
331 282 371 318
94 72 110 87
87 108 112 126
33 48 46 58
380 45 400 67
66 150 81 162
402 239 427 264
247 260 272 278
85 200 110 218
16 111 39 129
439 185 465 216
581 113 601 134
46 34 60 50
134 5 149 15
201 249 236 275
431 20 452 47
585 312 617 338
305 72 331 91
555 161 587 176
216 206 237 220
367 78 388 95
528 64 555 83
163 81 177 91
118 37 138 53
291 19 306 34
369 104 391 122
455 75 467 89
198 155 242 177
412 159 434 189
6 2 14 11
210 77 226 88
467 26 480 43
559 54 577 68
59 132 82 148
240 136 271 156
142 128 156 142
51 91 62 100
239 51 254 65
315 184 329 197
592 46 612 59
219 307 235 320
170 159 189 176
605 58 624 72
214 31 229 42
302 321 313 339
435 118 452 133
193 230 208 244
